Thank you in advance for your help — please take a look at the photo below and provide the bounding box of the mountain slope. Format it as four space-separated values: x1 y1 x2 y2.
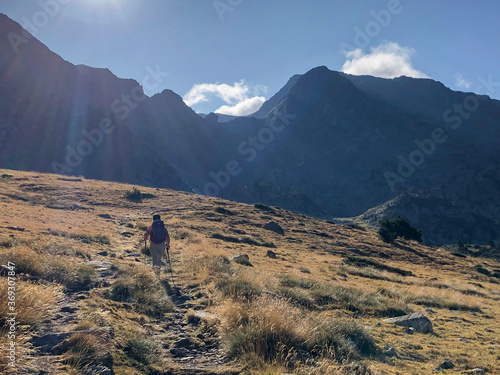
215 67 500 244
0 169 498 374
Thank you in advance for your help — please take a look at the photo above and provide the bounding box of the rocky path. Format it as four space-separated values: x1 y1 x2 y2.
24 218 239 374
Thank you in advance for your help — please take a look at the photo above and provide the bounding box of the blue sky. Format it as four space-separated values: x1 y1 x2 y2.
1 0 499 115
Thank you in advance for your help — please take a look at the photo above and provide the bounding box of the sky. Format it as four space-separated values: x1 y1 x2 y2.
1 0 499 115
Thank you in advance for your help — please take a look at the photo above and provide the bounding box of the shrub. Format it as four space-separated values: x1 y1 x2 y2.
278 275 316 289
0 278 61 329
108 265 175 318
277 287 315 310
62 331 110 370
219 297 377 367
299 266 311 274
125 335 161 365
378 216 422 243
216 278 262 300
124 187 142 202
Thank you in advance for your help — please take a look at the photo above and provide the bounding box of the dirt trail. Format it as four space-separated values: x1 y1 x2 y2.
25 217 239 374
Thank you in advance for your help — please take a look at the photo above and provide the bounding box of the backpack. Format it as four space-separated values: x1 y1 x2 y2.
150 220 167 244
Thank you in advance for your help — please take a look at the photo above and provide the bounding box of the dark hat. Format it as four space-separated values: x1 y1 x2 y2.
153 214 161 221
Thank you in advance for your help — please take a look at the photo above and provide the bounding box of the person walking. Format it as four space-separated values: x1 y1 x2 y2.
144 214 170 275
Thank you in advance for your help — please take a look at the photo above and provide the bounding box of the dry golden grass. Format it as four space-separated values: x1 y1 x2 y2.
0 168 498 374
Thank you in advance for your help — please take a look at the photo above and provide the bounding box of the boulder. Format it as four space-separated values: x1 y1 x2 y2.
383 312 433 333
231 254 252 266
440 360 454 369
266 250 277 258
263 221 284 235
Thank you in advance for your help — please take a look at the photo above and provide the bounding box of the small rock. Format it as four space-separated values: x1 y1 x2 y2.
375 322 382 327
98 214 112 219
266 250 277 258
60 306 77 313
440 360 454 369
31 333 72 353
5 226 25 231
263 221 285 235
97 250 108 256
469 368 485 374
170 348 187 357
383 346 396 357
173 338 194 348
383 312 433 333
231 254 252 266
459 337 471 343
406 326 415 334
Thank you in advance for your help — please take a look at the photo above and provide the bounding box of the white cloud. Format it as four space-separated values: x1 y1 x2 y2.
454 73 471 89
215 96 266 116
341 42 428 79
183 80 267 116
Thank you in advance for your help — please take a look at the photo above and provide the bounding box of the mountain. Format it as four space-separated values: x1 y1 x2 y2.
213 67 500 244
1 13 500 245
250 74 301 118
198 112 240 123
0 13 223 191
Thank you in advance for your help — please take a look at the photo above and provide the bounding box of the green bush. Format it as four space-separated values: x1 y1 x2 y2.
124 187 142 202
378 216 422 243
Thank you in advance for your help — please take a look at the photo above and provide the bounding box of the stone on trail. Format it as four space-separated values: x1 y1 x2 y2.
383 312 433 333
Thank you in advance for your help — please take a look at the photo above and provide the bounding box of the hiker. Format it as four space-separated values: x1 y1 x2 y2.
144 214 170 275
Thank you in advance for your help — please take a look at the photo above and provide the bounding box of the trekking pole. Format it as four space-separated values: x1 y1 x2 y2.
165 245 176 288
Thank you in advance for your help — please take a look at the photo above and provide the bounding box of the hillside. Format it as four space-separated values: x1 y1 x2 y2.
0 169 499 374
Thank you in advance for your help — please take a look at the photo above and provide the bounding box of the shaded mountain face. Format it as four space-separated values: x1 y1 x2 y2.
0 14 226 190
1 13 499 245
213 67 500 244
